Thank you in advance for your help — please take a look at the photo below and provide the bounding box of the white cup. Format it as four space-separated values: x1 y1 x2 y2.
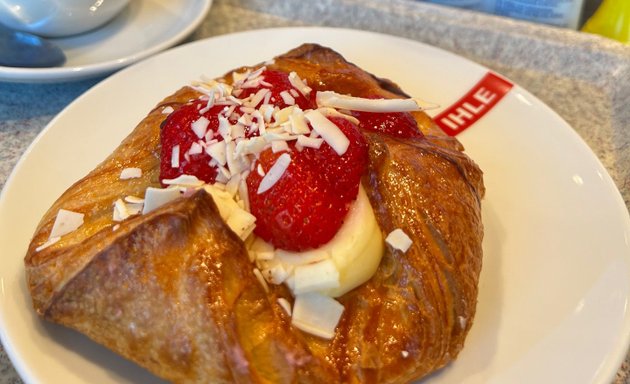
0 0 130 37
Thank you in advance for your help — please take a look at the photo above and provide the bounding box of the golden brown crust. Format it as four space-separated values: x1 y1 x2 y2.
24 43 484 383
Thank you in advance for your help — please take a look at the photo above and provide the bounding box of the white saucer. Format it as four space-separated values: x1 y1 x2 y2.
0 0 212 83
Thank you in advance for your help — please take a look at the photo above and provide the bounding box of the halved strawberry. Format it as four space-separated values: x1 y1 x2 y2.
247 116 368 251
159 100 226 184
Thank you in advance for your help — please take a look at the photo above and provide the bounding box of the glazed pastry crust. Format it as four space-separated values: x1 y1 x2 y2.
25 44 484 384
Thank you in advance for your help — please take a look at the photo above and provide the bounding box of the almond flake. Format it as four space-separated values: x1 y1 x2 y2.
257 153 291 194
120 167 142 180
161 106 174 114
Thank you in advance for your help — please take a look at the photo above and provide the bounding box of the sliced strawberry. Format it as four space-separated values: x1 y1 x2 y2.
238 69 315 110
247 116 368 251
160 100 225 184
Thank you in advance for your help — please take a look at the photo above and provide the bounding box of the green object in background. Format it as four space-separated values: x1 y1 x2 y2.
582 0 630 43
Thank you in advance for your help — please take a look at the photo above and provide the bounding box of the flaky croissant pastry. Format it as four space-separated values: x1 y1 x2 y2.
25 44 484 383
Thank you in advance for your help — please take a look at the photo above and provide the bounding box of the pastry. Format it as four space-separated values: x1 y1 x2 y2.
24 44 484 383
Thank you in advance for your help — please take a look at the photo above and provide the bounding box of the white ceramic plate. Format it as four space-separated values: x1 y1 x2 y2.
1 27 629 384
0 0 212 83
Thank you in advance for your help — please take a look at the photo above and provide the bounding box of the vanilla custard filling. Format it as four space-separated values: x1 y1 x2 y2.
251 185 383 298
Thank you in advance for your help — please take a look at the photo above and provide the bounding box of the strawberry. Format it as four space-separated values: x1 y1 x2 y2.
159 100 226 184
160 69 369 251
352 99 424 139
247 116 368 251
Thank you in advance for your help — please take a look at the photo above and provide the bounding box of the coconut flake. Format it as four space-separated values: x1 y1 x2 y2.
385 228 413 252
124 195 144 204
304 110 349 156
289 111 310 135
188 142 204 155
316 91 424 112
113 199 130 222
271 140 289 153
245 88 270 108
296 135 324 149
120 167 142 180
277 297 292 316
217 115 232 142
50 209 84 238
264 263 290 284
293 259 340 295
206 140 227 166
142 187 181 214
273 106 295 124
161 174 204 187
291 293 344 339
191 116 210 139
317 107 360 125
288 72 312 96
35 236 60 252
257 153 291 194
171 145 180 168
226 208 256 240
253 268 270 293
279 91 295 106
162 106 174 114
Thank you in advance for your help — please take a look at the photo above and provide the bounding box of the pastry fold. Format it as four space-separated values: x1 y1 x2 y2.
25 44 484 383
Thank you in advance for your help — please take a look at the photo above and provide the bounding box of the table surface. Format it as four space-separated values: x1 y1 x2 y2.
1 0 629 383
